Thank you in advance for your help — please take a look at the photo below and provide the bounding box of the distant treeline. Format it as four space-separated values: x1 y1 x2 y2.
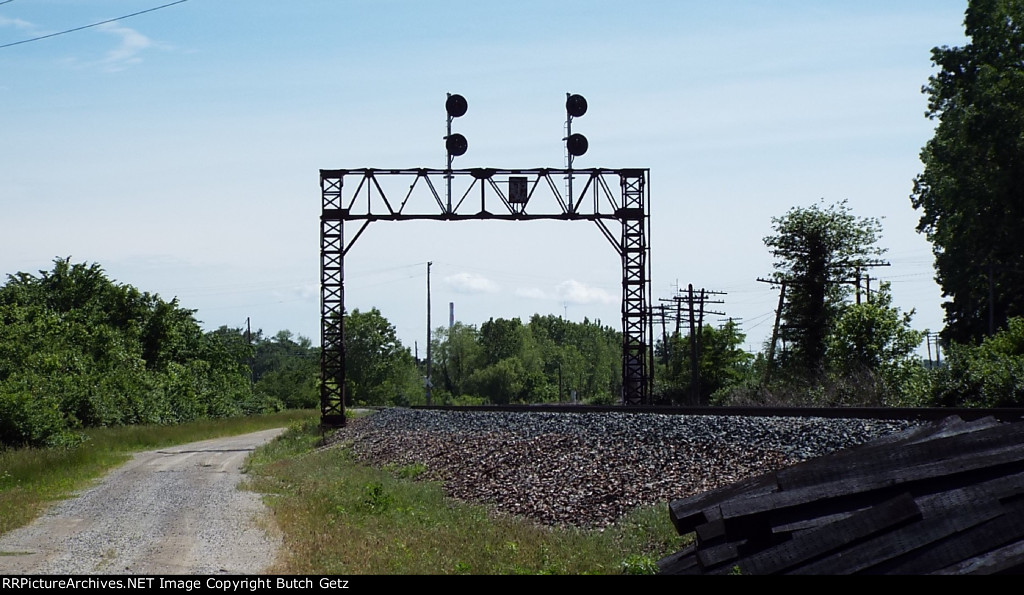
428 314 623 406
336 308 626 408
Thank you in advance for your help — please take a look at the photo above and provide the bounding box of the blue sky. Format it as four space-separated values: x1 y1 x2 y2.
1 1 969 357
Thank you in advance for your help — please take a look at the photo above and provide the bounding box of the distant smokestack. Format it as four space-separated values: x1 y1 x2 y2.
449 302 454 329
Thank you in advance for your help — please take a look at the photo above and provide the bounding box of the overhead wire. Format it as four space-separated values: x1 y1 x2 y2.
0 0 189 49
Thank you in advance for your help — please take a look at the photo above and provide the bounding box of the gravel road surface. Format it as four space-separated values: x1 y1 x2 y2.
0 428 285 575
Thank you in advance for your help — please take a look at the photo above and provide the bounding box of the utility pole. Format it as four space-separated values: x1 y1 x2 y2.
684 285 726 405
687 285 699 405
426 261 433 406
659 292 684 375
656 304 669 365
659 285 724 389
933 332 942 365
758 278 787 384
246 317 253 387
674 292 682 335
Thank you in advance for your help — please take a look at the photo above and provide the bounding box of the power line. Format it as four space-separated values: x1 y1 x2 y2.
0 0 189 49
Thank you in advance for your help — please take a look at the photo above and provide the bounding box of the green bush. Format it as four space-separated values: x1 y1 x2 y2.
0 259 291 448
928 317 1024 407
0 387 78 448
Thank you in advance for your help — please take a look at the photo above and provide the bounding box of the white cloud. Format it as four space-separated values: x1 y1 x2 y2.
95 23 154 71
59 23 163 72
445 272 499 294
514 280 617 305
272 282 319 303
0 16 35 32
515 287 548 300
556 280 617 305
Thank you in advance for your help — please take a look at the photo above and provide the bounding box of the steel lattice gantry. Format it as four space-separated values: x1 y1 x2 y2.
319 167 652 426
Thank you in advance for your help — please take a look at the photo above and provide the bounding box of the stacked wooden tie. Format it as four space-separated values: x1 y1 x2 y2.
658 415 1024 575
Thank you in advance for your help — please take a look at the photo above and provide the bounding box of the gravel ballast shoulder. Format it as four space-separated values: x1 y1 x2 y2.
329 408 920 528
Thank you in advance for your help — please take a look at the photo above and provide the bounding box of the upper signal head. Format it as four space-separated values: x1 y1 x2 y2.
446 94 468 118
566 94 587 118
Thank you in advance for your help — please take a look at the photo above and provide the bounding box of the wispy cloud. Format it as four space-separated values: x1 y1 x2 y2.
515 287 548 300
0 16 35 32
556 280 617 305
273 282 319 302
59 23 164 72
445 272 500 294
516 280 617 305
94 23 155 71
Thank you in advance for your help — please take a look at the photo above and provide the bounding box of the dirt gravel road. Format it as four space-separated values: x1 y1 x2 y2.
0 428 285 575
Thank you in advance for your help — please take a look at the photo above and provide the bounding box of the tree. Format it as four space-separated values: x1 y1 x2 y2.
465 357 530 405
911 0 1024 344
699 321 754 400
656 321 753 405
343 308 419 406
429 314 622 405
249 329 319 409
764 200 885 377
0 258 282 446
478 317 527 366
826 283 926 405
467 317 551 404
432 322 483 399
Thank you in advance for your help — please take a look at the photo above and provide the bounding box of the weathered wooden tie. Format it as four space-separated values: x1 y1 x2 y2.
659 415 1024 575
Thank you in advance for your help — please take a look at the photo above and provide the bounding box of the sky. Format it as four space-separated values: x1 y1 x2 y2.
1 0 971 359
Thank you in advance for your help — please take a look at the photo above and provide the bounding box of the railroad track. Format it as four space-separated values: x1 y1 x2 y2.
411 404 1024 423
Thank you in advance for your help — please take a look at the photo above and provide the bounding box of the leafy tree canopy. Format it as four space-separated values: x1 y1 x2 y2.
656 320 753 406
911 0 1024 343
430 315 621 405
826 283 927 405
344 308 420 406
0 258 288 448
764 199 885 376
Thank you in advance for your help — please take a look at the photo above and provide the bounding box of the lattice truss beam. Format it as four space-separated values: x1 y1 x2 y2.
319 217 345 427
618 173 651 405
320 167 651 424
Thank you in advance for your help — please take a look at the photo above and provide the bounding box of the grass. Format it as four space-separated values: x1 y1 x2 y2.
243 415 690 575
0 409 317 537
